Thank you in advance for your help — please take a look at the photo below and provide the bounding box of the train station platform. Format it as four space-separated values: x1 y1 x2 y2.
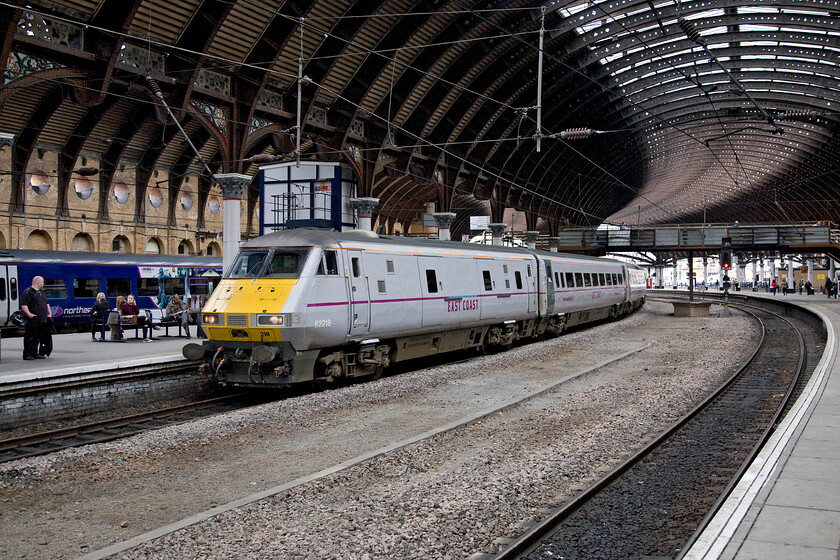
669 289 840 559
0 328 194 392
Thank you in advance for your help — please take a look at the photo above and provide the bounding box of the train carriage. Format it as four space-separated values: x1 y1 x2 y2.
0 249 222 329
187 229 646 388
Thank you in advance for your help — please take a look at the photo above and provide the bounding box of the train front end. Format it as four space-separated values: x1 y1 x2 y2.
184 243 326 387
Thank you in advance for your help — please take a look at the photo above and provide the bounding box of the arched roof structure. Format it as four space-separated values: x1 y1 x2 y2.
1 0 838 239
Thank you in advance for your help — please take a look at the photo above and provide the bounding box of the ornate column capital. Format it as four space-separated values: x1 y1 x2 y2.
547 237 560 252
214 173 251 199
350 197 379 217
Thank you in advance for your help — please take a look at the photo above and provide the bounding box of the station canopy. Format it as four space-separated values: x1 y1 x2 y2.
1 1 838 237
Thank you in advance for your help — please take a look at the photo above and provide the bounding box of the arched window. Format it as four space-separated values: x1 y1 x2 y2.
71 233 94 252
27 229 53 250
145 238 161 254
178 240 194 255
112 235 131 253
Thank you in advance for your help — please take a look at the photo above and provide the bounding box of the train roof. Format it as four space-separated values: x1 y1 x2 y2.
242 228 632 266
0 249 222 268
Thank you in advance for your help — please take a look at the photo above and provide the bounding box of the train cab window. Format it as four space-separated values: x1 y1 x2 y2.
483 270 493 291
515 271 523 290
73 278 100 298
426 270 438 293
43 279 67 299
107 278 131 298
566 272 575 287
229 250 270 278
351 258 360 278
574 272 583 287
267 250 308 278
317 250 339 276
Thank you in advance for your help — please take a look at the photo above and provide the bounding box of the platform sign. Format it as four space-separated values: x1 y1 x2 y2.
258 162 357 233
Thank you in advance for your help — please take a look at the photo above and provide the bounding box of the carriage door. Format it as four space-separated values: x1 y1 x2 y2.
347 250 370 334
0 265 19 326
527 261 537 314
543 260 555 314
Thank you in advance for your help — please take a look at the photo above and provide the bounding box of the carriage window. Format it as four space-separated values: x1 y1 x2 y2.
137 278 159 297
426 270 438 293
483 270 493 291
503 264 508 274
189 278 210 295
618 274 624 285
0 278 5 300
583 274 592 287
43 279 67 299
593 274 600 286
505 279 510 288
515 271 523 290
554 272 560 287
527 265 532 276
73 278 99 298
386 260 395 274
10 277 17 300
606 274 613 286
351 257 361 278
574 273 583 287
378 280 386 293
163 278 185 295
599 273 606 286
107 278 131 298
566 272 574 287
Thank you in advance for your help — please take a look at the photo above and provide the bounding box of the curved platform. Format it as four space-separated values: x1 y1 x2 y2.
679 290 840 559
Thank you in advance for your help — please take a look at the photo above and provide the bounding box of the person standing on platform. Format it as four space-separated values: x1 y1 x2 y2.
771 279 777 295
20 276 51 360
826 277 833 299
165 293 191 339
780 278 788 295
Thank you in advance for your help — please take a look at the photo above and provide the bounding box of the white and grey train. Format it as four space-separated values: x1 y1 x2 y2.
185 229 646 387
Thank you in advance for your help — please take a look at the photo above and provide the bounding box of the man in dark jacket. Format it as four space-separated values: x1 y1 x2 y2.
20 276 52 360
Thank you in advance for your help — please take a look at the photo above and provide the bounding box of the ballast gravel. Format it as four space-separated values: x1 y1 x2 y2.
0 302 758 560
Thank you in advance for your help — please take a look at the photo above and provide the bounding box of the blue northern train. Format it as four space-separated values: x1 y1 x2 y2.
0 249 222 329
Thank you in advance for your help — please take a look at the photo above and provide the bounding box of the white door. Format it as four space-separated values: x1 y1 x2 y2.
346 250 370 335
0 265 20 326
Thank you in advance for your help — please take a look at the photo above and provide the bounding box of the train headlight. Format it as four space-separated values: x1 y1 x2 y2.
202 314 221 325
257 313 291 326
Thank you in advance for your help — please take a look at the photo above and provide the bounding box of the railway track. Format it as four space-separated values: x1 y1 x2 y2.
493 303 808 559
0 394 253 463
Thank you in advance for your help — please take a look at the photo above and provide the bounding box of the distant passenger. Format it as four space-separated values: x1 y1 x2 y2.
780 279 788 295
165 293 191 339
771 279 777 296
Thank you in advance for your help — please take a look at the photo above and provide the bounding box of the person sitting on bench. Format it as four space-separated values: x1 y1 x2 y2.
165 293 191 338
121 294 150 339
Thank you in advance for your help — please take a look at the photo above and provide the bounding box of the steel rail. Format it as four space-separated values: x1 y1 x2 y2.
0 393 248 463
493 303 805 559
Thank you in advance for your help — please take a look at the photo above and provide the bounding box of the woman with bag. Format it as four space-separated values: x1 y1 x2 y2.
90 292 110 341
121 294 150 340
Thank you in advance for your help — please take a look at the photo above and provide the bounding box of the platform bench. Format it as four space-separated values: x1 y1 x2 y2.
105 310 152 341
146 309 188 337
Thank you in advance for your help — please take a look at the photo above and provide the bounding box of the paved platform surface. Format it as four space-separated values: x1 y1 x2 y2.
668 289 840 559
0 328 194 387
